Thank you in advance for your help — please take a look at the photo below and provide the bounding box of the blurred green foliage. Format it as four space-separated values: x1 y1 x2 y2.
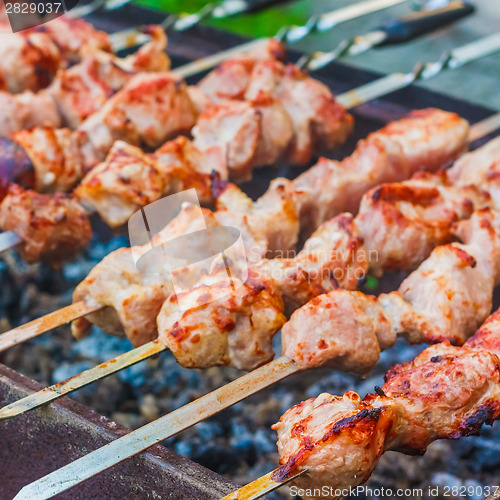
134 0 311 37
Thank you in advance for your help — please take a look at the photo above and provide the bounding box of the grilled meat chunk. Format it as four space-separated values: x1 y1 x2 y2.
13 127 83 193
76 137 227 227
0 90 61 137
0 184 90 265
0 17 110 93
274 308 500 500
356 175 485 274
158 271 286 371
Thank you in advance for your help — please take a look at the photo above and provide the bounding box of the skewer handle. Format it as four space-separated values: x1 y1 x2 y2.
0 301 100 352
337 33 500 109
376 0 474 45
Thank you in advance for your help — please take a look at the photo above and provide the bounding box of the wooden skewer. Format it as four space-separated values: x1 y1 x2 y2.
220 467 306 500
12 356 297 500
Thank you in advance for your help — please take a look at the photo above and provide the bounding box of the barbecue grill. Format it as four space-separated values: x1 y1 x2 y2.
1 1 500 499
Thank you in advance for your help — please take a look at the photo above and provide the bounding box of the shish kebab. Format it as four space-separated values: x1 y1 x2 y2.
11 183 500 499
3 110 500 418
0 0 411 107
225 297 500 500
0 0 287 93
0 25 171 136
0 39 353 265
0 26 491 267
0 0 323 135
0 106 475 347
0 1 469 190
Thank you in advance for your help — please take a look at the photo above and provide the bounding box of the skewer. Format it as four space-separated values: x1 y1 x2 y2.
11 201 500 497
0 34 500 352
109 0 296 51
1 109 498 417
0 340 165 419
0 2 470 258
296 0 474 71
220 467 305 500
112 0 409 59
0 301 101 353
171 0 469 79
336 33 500 109
68 0 133 18
222 304 500 500
12 357 298 500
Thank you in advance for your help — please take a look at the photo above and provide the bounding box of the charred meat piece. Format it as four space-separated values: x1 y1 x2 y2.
0 184 91 266
274 307 500 500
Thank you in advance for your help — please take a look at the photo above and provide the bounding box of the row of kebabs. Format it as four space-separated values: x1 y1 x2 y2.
272 299 500 500
4 16 500 494
68 123 500 369
10 113 500 498
0 37 354 265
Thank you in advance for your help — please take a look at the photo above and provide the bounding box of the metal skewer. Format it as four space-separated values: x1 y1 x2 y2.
161 0 410 77
68 0 133 18
1 32 500 352
12 356 298 500
109 0 296 51
0 4 479 259
297 0 474 71
220 467 306 500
